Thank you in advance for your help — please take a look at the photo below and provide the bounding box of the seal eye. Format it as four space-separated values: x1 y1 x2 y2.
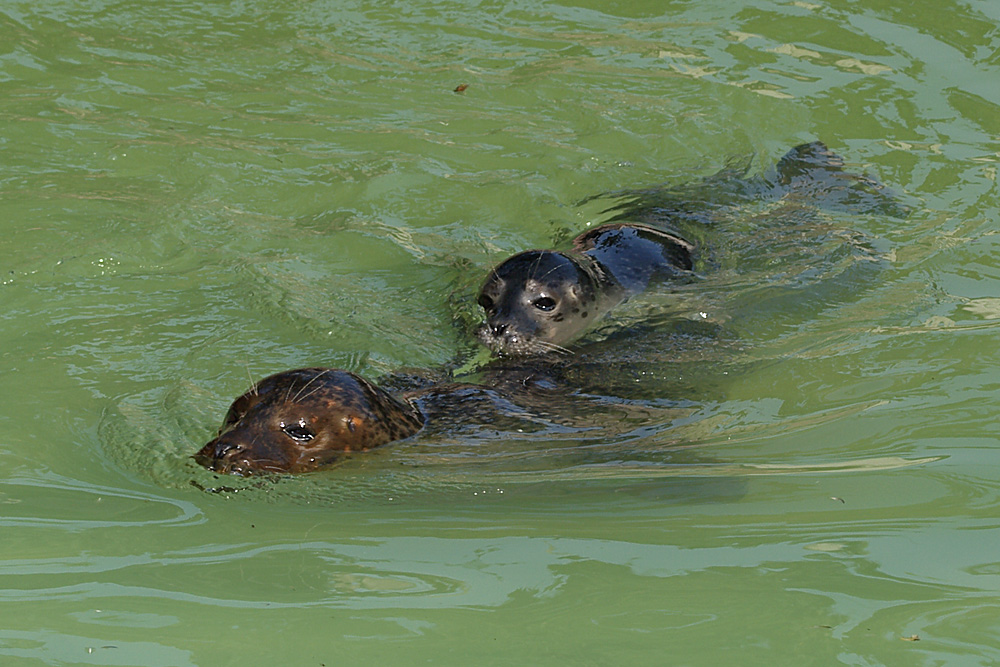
477 294 494 313
281 421 315 442
532 296 557 312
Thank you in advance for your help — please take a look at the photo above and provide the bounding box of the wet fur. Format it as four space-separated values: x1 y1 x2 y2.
196 142 904 475
476 223 695 356
195 368 424 475
475 141 901 356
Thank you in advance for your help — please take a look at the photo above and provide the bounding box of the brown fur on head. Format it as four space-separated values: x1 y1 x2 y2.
195 368 424 475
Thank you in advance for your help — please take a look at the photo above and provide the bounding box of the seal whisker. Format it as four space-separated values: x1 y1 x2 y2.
292 368 332 403
295 382 331 404
488 250 502 282
482 238 503 285
529 248 545 279
242 357 258 396
244 366 260 396
534 340 574 356
536 254 570 281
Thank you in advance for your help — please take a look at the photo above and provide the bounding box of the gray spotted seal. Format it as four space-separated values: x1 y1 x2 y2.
476 141 904 356
476 222 694 355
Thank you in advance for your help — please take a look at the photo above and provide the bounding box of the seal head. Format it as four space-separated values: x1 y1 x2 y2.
195 368 424 475
476 224 693 357
476 250 616 356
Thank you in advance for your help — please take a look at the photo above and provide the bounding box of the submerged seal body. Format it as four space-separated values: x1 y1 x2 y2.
194 141 906 476
476 141 904 357
195 368 424 475
477 222 694 356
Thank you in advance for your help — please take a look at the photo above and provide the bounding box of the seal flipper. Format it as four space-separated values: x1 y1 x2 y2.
773 141 844 186
768 141 909 218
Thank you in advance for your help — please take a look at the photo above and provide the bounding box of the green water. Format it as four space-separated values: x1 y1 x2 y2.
2 0 999 664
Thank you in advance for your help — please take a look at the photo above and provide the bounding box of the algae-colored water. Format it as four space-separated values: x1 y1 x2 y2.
2 0 999 664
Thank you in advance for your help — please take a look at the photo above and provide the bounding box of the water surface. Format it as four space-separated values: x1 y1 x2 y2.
2 0 999 664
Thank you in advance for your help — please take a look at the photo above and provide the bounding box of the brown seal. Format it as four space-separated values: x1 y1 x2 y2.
476 222 694 356
195 368 424 475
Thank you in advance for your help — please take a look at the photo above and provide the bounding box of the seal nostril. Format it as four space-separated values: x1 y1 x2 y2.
193 437 242 471
491 322 507 337
213 440 242 459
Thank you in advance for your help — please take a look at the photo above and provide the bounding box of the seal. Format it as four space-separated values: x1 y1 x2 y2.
194 142 906 476
194 368 424 475
475 141 906 357
194 366 558 475
194 319 731 477
476 222 694 356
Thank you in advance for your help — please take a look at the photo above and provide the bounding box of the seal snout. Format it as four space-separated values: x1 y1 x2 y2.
211 438 241 459
477 319 524 356
194 436 245 472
